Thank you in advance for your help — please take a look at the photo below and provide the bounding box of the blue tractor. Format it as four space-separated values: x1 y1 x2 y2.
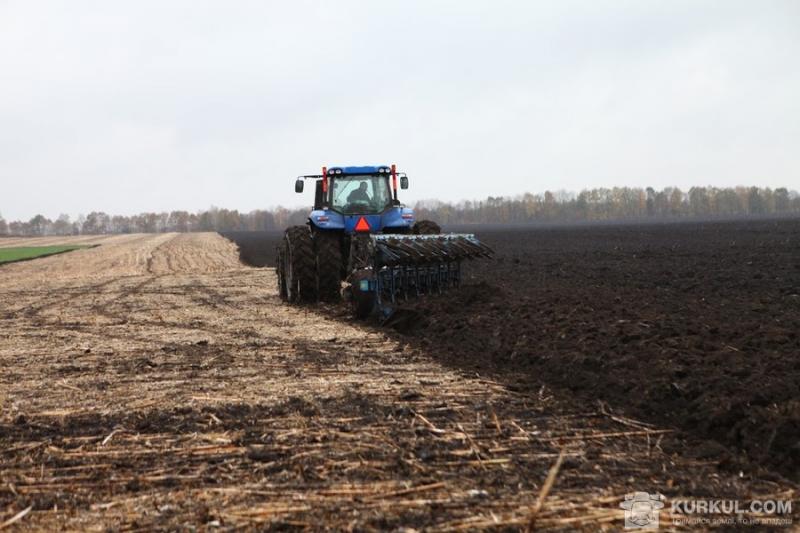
277 164 491 317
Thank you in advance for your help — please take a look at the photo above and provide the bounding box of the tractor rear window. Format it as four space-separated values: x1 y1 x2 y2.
331 175 392 214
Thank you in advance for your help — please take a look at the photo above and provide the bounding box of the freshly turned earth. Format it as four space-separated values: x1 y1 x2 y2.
432 218 800 482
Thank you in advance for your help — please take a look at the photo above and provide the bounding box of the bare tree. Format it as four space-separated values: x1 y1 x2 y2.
53 214 72 235
82 212 111 234
29 214 51 236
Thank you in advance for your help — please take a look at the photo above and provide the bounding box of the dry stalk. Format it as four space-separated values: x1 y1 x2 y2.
526 448 566 532
0 506 32 530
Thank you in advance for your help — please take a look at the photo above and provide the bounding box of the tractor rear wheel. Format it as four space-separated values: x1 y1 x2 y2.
283 225 317 303
314 231 343 302
276 245 288 300
413 220 441 235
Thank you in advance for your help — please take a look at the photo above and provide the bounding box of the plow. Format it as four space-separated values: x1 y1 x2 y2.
276 164 492 318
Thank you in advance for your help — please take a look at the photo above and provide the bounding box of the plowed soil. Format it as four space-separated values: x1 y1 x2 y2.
414 219 800 483
1 228 796 530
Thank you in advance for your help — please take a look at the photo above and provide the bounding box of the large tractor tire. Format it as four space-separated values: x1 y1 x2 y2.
282 225 317 303
413 220 441 235
276 246 288 300
314 231 343 302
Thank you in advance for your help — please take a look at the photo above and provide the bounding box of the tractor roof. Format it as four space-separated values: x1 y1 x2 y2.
328 165 390 175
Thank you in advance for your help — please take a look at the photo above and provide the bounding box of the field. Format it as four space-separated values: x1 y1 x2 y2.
1 222 798 530
0 245 91 265
416 219 800 481
227 220 800 479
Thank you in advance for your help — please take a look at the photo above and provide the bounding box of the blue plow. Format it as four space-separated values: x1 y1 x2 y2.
348 233 493 319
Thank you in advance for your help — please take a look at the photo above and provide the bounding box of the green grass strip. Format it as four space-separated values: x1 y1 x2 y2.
0 245 93 265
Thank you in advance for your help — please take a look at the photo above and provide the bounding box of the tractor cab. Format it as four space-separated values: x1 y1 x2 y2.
328 173 392 215
295 165 412 234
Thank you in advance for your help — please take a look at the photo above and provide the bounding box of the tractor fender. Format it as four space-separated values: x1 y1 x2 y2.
308 209 345 230
381 207 415 232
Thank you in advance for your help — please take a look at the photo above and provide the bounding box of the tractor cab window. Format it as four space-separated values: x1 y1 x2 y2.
331 175 392 214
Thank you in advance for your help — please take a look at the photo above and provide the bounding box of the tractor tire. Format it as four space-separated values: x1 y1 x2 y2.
413 220 441 235
283 225 317 303
314 231 343 302
276 245 288 300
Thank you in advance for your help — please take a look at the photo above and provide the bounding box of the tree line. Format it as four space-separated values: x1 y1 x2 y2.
1 186 798 236
414 186 800 225
0 207 310 236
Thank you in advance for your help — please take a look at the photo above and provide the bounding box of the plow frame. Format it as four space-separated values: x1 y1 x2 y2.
350 234 489 318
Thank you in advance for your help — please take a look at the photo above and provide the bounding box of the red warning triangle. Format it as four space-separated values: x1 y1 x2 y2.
354 216 371 232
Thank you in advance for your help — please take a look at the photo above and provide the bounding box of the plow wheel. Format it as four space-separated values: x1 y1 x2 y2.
283 225 317 303
314 231 343 302
412 220 441 235
348 270 375 319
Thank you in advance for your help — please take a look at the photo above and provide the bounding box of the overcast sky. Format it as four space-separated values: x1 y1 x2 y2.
1 1 798 220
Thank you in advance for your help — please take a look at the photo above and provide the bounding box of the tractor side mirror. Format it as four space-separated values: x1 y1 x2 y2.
400 176 409 190
295 179 304 193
